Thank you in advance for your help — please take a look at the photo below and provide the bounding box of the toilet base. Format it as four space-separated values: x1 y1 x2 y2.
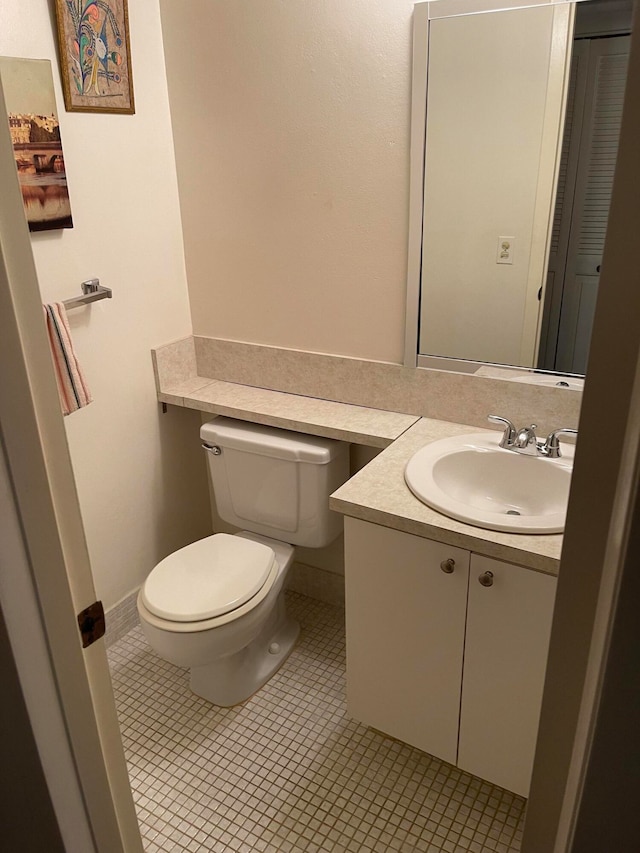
189 592 300 706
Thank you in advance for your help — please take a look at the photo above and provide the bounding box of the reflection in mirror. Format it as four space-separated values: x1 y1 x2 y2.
412 0 632 379
538 4 631 374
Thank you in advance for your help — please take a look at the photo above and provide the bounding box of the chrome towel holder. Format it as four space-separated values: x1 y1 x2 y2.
63 278 112 309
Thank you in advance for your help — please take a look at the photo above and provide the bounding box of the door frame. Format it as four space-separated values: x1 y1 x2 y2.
523 2 640 848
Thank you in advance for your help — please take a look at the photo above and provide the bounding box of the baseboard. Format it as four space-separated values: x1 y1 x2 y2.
105 589 140 647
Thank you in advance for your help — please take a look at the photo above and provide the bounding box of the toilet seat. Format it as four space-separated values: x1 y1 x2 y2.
141 533 276 622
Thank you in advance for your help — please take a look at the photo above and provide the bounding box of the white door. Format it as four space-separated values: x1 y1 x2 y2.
344 518 470 765
458 556 557 796
0 81 142 852
538 39 589 370
545 36 630 374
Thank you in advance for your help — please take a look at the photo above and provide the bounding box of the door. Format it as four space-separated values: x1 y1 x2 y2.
0 80 142 852
344 518 470 765
542 35 630 374
458 556 557 796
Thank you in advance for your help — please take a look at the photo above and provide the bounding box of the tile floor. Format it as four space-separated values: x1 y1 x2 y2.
107 593 525 852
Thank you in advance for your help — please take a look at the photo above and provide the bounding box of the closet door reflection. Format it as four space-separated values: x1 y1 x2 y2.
539 35 630 374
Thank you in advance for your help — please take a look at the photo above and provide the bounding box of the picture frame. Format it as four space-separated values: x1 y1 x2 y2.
0 56 74 231
54 0 135 114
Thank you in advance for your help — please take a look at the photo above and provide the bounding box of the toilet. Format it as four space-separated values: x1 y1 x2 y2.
137 417 349 706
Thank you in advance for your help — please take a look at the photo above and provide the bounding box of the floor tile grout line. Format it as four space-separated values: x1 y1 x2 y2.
107 591 526 852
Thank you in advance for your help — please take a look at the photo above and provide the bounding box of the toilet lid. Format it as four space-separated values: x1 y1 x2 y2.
141 534 275 622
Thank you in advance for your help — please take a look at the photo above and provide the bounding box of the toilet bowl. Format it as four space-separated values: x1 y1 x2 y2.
138 532 298 706
137 417 349 706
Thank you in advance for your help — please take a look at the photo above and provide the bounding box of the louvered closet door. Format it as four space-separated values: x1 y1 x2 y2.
555 36 630 374
538 40 588 371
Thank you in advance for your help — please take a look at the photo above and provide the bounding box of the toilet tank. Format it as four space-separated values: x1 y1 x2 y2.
200 417 350 548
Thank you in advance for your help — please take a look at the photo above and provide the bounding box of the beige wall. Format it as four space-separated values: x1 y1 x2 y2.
0 0 211 609
157 0 582 589
160 0 416 364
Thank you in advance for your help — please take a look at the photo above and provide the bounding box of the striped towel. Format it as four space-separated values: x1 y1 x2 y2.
43 303 93 416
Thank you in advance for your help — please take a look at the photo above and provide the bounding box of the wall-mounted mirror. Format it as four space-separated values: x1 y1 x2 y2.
405 0 632 379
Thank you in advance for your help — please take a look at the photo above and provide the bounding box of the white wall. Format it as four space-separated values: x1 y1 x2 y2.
160 0 416 364
0 0 211 609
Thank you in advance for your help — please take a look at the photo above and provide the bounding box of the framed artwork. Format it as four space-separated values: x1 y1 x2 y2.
0 57 73 231
54 0 135 114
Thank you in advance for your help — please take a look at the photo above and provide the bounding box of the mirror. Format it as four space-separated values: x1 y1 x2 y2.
408 0 632 379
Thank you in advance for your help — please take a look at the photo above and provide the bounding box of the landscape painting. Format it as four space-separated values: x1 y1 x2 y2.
54 0 135 114
0 57 73 231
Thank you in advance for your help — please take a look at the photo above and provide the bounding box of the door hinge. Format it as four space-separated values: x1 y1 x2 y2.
77 601 105 648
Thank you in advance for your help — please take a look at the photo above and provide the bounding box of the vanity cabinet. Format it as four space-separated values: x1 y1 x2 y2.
344 519 470 766
344 518 556 796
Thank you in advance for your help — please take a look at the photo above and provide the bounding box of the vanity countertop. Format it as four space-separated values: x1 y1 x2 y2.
330 417 563 575
154 341 564 574
158 375 419 448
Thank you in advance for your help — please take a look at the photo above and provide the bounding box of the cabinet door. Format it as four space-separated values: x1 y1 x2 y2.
344 518 469 765
458 555 557 796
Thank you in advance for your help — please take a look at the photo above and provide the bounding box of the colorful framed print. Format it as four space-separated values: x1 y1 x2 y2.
0 57 73 231
54 0 135 114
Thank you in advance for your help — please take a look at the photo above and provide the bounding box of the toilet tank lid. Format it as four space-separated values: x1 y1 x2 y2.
141 534 275 622
200 417 347 464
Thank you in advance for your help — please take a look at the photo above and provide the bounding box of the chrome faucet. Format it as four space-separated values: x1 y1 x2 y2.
488 415 577 459
514 423 539 455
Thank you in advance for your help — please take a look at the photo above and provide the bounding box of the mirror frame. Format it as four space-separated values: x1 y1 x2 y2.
404 0 588 380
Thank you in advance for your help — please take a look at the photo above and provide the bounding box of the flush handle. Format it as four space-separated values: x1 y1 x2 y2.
478 571 494 587
202 443 222 456
440 559 455 574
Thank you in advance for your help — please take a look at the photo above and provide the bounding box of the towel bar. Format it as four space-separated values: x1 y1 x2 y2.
63 279 112 309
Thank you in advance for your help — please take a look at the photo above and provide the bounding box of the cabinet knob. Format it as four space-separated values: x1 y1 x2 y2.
440 558 455 574
478 570 494 587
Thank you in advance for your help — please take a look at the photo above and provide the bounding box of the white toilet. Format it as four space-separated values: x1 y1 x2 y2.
137 417 349 706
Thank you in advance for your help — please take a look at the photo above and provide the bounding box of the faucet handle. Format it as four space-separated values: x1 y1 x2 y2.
543 427 578 459
488 415 517 448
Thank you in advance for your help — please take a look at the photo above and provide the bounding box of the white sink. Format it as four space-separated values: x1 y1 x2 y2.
404 433 574 534
512 374 584 391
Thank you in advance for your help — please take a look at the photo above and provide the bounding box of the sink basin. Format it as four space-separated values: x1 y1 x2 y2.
512 374 584 391
404 433 574 533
